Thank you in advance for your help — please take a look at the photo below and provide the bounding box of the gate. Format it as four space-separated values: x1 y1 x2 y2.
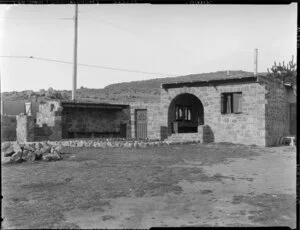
135 109 147 139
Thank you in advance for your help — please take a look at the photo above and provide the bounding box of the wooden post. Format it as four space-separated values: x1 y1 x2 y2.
254 48 258 76
72 4 78 101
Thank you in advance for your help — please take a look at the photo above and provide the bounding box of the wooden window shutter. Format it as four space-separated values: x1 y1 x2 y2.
221 94 225 114
233 93 242 113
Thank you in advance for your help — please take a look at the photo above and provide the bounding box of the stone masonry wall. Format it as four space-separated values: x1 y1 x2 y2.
1 115 17 141
35 101 62 141
160 82 267 146
62 107 130 138
16 114 35 142
259 76 290 146
129 102 163 140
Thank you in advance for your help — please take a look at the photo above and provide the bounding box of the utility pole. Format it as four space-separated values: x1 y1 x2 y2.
72 3 78 101
254 48 258 76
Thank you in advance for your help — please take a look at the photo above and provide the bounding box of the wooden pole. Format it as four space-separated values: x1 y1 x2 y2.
72 4 78 101
254 48 258 76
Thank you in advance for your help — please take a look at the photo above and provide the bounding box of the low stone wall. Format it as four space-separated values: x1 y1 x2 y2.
1 115 17 141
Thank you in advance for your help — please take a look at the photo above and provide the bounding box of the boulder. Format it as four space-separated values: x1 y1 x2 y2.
13 143 23 154
2 156 12 164
2 146 15 157
22 150 36 161
42 152 62 161
11 152 23 163
35 142 43 150
107 142 113 148
40 146 51 154
133 142 138 148
54 144 63 153
24 144 35 152
2 142 12 150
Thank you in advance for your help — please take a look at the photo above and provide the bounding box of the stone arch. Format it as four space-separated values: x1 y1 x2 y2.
168 93 204 134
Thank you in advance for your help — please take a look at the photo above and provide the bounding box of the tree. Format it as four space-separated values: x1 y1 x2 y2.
267 55 297 95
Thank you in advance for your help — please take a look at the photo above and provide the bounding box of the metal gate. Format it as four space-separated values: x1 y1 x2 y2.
136 109 147 139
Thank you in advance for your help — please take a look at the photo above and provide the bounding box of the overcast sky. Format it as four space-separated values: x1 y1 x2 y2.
0 3 297 92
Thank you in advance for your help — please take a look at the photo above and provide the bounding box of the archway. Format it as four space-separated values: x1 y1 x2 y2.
168 93 204 134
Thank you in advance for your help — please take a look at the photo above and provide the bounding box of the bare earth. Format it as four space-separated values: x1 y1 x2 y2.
2 143 296 229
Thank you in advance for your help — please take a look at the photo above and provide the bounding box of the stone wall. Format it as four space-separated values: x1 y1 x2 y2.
259 76 290 146
62 106 130 139
35 101 62 141
160 82 267 146
16 114 35 142
1 115 17 141
129 102 163 140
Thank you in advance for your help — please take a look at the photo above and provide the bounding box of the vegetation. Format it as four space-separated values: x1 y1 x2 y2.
267 55 297 94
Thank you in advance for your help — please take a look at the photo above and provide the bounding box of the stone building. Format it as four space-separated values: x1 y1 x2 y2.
131 73 296 146
10 72 296 146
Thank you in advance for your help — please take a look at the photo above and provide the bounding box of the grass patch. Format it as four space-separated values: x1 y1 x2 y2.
232 193 296 227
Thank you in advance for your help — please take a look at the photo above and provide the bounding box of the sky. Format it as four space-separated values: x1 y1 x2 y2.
0 3 297 92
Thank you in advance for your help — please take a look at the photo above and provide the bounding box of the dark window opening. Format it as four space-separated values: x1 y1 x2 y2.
221 92 243 114
175 105 192 121
50 104 55 112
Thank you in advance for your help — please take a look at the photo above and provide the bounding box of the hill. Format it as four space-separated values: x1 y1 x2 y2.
1 70 255 105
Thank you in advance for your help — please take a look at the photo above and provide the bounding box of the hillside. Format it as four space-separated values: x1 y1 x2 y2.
1 70 255 104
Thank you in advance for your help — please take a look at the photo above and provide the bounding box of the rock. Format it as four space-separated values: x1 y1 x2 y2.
24 144 35 152
107 142 113 148
13 143 22 154
2 156 12 164
77 141 84 147
40 146 51 154
133 142 138 148
11 152 24 163
42 152 62 161
22 150 36 161
27 152 37 161
2 146 15 157
54 144 63 153
35 142 43 150
2 142 11 150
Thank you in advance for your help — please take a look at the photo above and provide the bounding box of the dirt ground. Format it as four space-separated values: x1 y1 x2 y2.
2 143 296 229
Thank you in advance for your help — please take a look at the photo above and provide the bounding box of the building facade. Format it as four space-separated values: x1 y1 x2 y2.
8 73 296 146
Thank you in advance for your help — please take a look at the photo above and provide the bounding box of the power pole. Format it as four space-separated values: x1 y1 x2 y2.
254 48 258 76
72 3 78 101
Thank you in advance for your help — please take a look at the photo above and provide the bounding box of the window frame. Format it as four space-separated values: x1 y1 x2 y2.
221 92 243 115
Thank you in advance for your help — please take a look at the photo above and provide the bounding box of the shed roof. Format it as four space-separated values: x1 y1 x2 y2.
61 101 129 109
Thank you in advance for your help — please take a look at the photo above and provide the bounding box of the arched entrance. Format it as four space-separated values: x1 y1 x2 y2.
168 93 204 134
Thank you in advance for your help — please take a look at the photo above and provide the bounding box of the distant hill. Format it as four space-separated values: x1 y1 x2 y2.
1 70 257 107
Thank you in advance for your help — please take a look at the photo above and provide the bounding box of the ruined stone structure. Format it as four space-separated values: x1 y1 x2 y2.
1 115 17 141
5 73 296 147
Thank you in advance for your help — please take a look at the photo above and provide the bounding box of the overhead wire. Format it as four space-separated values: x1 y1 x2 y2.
0 55 177 77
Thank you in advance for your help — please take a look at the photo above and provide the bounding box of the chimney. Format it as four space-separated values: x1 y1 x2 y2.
254 48 258 76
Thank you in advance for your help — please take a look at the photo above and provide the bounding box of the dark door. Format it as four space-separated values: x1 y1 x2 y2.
136 109 147 139
290 103 297 135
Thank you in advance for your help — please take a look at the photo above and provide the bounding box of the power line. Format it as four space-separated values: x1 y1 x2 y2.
0 55 176 77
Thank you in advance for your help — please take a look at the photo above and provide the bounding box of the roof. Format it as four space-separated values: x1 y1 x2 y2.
61 101 129 109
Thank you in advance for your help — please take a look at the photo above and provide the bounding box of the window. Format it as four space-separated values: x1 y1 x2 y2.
50 104 55 112
175 105 192 121
221 92 242 114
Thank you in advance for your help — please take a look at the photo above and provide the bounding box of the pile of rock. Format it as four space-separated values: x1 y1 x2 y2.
45 139 199 149
1 142 63 164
